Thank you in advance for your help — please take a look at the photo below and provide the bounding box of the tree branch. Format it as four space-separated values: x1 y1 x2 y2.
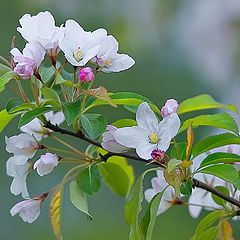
44 122 240 212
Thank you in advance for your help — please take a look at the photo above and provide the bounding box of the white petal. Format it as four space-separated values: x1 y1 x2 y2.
188 189 205 218
114 126 148 148
157 187 173 215
103 53 135 73
101 140 129 153
145 189 156 203
136 102 158 133
135 142 156 160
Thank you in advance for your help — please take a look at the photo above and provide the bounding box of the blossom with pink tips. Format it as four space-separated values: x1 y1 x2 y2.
161 99 179 118
5 133 38 159
34 153 59 176
101 125 130 153
10 198 42 223
79 67 95 82
10 41 45 79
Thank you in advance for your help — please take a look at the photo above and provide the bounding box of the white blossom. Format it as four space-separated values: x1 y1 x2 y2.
17 11 60 54
91 35 135 73
144 170 175 215
114 102 180 160
34 153 59 176
10 199 42 223
59 19 106 66
5 133 38 159
6 156 30 198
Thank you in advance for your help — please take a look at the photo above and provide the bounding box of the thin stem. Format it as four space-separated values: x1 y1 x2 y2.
16 79 29 102
28 78 35 99
44 122 240 211
8 82 21 96
173 138 181 159
50 134 91 159
60 157 88 163
0 55 11 67
60 84 68 102
34 77 40 106
46 146 84 157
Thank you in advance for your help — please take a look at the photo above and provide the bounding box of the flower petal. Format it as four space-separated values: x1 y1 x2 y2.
136 102 158 133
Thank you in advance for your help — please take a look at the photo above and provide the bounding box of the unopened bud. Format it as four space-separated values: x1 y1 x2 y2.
79 67 95 82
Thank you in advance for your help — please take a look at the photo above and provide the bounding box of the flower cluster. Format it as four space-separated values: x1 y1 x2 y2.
101 99 180 160
11 11 135 81
6 111 64 222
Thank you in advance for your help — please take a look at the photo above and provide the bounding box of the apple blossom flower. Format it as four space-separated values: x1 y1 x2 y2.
6 156 30 198
101 125 130 153
10 41 45 79
91 35 135 73
10 198 42 223
5 133 38 159
34 153 59 176
161 99 179 118
17 11 60 57
79 67 95 82
20 111 65 141
59 20 106 66
145 170 176 215
113 102 181 160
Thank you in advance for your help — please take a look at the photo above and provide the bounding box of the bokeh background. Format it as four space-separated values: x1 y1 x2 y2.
1 0 240 239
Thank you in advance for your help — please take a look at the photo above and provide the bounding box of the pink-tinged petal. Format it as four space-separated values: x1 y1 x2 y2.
101 140 129 153
161 99 179 118
114 126 148 148
10 199 41 223
106 125 118 132
135 142 156 160
136 102 158 133
102 131 114 142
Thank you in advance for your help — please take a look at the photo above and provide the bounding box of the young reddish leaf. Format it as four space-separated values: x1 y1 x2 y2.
186 124 193 160
218 220 234 240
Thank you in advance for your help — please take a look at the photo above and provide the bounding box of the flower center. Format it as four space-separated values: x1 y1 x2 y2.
105 59 111 67
73 47 83 62
148 132 160 144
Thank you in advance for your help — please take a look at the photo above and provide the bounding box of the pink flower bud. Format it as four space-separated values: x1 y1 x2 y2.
13 63 34 79
151 149 165 161
79 67 95 82
161 99 179 118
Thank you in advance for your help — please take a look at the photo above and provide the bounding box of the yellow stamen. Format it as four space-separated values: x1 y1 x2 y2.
148 132 160 144
73 47 83 62
105 59 111 66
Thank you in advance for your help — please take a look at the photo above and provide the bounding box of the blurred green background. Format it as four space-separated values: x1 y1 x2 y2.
1 0 240 239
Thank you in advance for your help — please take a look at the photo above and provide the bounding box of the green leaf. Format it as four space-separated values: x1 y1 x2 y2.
0 71 16 92
61 100 81 125
0 109 17 133
211 186 229 207
179 113 239 134
69 181 92 219
41 87 61 103
18 107 52 128
178 94 237 114
125 168 159 240
140 190 165 240
197 226 219 240
76 165 101 195
192 133 240 158
199 152 240 169
180 180 192 195
80 113 107 139
99 162 131 196
171 142 187 160
39 63 60 83
0 63 11 76
167 159 182 173
112 119 137 128
84 92 160 114
198 164 240 189
6 98 35 114
194 210 223 237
